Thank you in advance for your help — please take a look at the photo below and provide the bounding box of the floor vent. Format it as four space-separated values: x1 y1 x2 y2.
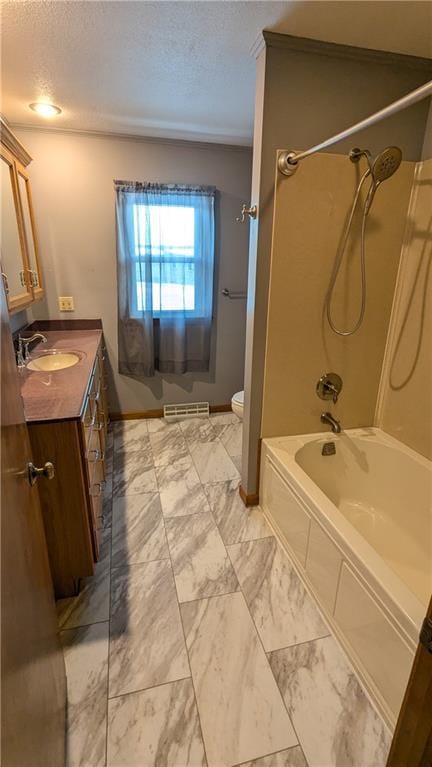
163 402 210 421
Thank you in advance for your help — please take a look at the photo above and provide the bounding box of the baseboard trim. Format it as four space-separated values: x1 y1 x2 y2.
110 403 232 421
110 409 163 420
209 403 232 413
239 484 259 507
239 438 262 507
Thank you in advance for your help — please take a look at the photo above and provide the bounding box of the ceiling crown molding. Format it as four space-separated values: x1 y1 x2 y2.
10 122 253 153
0 115 32 165
262 31 432 71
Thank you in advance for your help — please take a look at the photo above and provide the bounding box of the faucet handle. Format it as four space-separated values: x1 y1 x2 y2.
316 372 343 404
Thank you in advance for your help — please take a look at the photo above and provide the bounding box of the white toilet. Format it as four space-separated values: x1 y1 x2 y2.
231 390 244 419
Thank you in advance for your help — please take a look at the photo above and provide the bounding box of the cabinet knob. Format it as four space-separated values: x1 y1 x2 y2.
27 461 55 486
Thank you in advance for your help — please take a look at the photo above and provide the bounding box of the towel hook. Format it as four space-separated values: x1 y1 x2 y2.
236 204 257 223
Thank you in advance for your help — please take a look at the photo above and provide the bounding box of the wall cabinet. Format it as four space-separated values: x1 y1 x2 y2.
0 118 44 313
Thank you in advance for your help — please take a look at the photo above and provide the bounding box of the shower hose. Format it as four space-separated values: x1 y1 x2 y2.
325 168 375 336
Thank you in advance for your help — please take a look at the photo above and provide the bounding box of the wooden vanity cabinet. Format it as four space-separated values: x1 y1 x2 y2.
28 342 108 598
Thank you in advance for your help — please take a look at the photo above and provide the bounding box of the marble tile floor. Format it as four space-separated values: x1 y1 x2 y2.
57 414 391 767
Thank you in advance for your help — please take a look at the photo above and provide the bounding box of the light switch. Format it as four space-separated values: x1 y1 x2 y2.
58 296 75 312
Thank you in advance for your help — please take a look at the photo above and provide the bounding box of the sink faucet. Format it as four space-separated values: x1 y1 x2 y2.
320 411 341 434
17 332 47 368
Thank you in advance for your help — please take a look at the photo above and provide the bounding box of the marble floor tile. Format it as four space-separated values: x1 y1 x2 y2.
190 441 239 484
269 636 391 767
101 490 113 530
149 429 189 467
166 512 239 602
106 427 114 451
210 412 240 426
101 473 113 528
61 621 109 767
109 559 189 697
104 449 114 478
156 455 210 517
214 421 243 456
228 537 329 651
57 529 111 630
114 435 154 466
238 747 308 767
179 416 217 442
107 678 206 767
146 418 181 434
181 591 297 767
103 475 113 497
113 452 157 497
113 419 149 452
111 492 169 568
204 480 272 545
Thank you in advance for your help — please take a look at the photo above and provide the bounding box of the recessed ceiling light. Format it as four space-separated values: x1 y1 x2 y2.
29 102 62 118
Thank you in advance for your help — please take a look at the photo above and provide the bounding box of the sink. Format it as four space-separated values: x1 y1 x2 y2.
27 351 82 372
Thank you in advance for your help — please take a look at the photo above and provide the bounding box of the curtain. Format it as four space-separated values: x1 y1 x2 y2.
115 181 216 377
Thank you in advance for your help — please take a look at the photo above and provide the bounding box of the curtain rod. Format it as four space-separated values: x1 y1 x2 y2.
278 79 432 176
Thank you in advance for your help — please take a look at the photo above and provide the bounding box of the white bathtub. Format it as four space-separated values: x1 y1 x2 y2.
261 427 431 728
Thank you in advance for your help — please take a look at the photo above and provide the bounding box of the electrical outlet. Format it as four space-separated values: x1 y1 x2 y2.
58 296 75 312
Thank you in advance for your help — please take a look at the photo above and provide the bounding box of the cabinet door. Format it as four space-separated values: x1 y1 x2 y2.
16 162 44 301
0 147 33 311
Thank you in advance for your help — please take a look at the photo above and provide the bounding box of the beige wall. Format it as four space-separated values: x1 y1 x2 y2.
13 129 251 412
376 158 432 460
242 32 432 492
261 152 414 437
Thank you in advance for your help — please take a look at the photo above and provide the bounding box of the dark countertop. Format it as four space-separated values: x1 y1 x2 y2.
19 330 102 423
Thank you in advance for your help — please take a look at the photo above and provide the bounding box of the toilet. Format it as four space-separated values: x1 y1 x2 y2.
231 390 244 419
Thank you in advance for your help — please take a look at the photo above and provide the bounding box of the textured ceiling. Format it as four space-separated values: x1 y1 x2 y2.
1 1 431 145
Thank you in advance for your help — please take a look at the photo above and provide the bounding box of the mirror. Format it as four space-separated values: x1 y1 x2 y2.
0 152 26 301
17 166 42 296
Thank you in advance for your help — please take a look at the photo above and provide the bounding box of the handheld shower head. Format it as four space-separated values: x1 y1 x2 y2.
371 146 402 183
365 145 402 212
327 144 404 336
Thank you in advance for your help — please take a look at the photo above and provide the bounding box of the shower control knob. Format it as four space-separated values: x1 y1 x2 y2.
316 373 343 404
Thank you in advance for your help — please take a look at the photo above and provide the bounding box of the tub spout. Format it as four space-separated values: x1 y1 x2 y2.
321 412 341 434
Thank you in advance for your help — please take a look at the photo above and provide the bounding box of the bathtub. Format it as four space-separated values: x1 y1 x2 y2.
260 427 431 728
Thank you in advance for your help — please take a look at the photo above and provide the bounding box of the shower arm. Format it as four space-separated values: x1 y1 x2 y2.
278 79 432 176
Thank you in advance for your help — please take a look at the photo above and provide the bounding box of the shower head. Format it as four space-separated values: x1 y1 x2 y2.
364 146 402 212
371 146 402 183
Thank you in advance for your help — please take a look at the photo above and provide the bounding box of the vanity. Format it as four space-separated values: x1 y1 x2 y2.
20 327 109 597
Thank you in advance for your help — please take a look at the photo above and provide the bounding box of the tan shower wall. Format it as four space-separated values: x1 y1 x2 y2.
377 158 432 460
261 151 414 438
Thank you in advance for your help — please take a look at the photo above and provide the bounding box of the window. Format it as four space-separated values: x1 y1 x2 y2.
116 181 215 375
131 200 206 317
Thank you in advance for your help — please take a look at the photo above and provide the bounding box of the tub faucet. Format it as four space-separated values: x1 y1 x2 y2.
321 412 341 434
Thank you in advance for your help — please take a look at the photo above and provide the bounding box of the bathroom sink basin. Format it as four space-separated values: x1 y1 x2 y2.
27 351 82 371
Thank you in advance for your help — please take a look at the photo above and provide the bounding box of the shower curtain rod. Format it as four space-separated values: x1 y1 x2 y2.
278 79 432 176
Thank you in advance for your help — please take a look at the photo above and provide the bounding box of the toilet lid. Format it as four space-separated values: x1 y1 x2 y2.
232 391 244 405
